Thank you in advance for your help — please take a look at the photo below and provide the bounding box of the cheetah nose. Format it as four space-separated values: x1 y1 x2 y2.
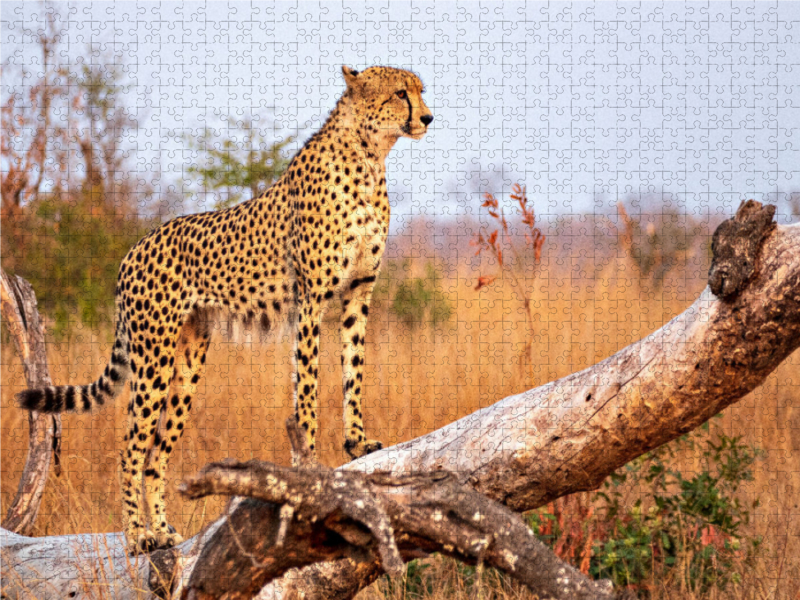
420 114 433 126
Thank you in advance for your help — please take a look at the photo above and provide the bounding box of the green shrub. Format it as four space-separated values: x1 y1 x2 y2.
526 417 762 596
375 260 453 329
2 193 154 337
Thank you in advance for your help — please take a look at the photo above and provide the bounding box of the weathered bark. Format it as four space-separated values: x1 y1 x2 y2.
2 201 797 600
1 268 61 535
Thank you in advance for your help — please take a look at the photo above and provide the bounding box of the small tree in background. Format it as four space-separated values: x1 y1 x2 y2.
1 9 66 220
1 5 293 333
471 183 545 386
183 117 295 209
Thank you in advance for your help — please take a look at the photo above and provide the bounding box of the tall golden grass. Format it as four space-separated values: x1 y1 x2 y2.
2 220 799 598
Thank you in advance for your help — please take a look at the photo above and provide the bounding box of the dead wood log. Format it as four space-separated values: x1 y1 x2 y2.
175 418 615 600
1 268 61 535
1 200 797 600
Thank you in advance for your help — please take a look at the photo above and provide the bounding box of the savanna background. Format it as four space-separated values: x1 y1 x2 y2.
4 2 800 599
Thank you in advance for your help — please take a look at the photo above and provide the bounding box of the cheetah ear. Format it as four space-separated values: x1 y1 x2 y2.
342 65 361 89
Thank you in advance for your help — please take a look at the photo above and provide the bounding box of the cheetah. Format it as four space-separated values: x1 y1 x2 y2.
16 65 433 554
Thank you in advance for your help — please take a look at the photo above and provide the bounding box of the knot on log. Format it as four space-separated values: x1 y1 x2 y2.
709 199 776 299
148 547 180 599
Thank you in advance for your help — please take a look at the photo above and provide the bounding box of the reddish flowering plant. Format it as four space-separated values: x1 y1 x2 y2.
471 183 545 384
472 184 545 286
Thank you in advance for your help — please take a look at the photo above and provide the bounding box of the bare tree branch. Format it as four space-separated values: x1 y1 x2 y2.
1 268 61 535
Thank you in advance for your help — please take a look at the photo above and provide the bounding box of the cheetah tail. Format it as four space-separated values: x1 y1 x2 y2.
15 327 131 414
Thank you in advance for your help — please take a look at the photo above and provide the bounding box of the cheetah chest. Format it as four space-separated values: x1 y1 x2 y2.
345 199 387 273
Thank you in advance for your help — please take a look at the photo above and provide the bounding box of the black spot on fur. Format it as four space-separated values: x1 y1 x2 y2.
43 387 59 412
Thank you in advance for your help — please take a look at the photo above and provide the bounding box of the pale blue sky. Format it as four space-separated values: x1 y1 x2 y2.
4 1 800 225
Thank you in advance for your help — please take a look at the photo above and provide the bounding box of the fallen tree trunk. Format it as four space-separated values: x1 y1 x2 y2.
358 202 792 510
2 201 798 599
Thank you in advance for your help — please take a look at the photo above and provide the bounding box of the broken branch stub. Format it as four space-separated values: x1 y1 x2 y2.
708 199 776 299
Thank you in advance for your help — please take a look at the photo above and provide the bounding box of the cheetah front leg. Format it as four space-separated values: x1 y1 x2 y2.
294 293 323 456
340 277 382 459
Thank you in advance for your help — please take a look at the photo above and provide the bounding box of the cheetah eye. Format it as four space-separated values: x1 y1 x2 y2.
396 90 407 99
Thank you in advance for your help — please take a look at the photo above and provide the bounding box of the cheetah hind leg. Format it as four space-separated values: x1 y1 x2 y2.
143 314 211 551
120 342 177 556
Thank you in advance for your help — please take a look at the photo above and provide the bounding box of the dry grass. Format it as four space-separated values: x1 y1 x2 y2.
3 227 800 598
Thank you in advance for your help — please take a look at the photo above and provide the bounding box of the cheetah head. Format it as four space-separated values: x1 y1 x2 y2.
342 65 433 142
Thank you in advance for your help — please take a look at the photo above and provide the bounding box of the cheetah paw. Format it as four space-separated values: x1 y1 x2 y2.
154 531 184 549
126 530 158 555
345 438 384 460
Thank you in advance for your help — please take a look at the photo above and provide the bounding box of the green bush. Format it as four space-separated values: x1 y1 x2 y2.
526 417 762 595
2 193 154 337
377 260 453 329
